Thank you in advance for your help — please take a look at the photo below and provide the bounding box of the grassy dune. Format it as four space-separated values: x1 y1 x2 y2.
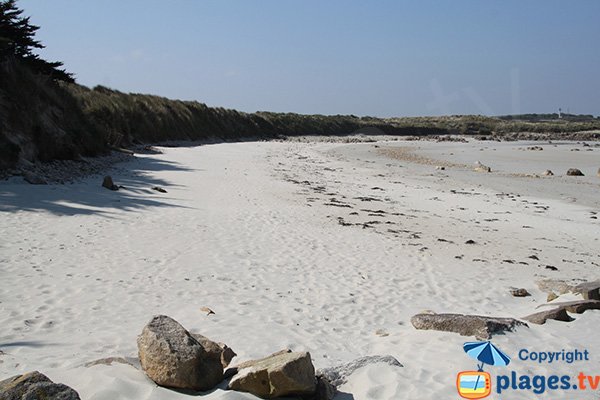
1 59 599 170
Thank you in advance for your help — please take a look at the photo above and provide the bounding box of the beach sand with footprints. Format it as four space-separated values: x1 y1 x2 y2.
1 138 599 399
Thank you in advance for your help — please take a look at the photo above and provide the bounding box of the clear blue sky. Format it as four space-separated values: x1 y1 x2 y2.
19 0 600 117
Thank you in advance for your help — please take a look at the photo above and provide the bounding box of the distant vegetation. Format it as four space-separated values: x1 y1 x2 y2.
1 0 599 170
383 115 600 136
57 85 600 150
497 113 598 122
64 85 449 149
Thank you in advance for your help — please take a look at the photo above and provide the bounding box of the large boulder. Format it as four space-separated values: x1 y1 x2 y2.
410 313 527 339
137 315 223 391
228 350 316 399
0 371 80 400
522 308 574 325
574 281 600 300
538 300 600 314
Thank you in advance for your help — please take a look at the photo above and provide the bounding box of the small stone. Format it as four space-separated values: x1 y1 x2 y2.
547 292 559 302
542 170 554 176
200 307 215 315
510 288 531 297
375 329 389 337
566 168 584 176
191 333 236 369
102 176 119 191
474 161 491 173
435 166 445 170
152 186 167 193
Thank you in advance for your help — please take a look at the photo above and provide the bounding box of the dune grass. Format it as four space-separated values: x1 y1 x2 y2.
1 58 599 170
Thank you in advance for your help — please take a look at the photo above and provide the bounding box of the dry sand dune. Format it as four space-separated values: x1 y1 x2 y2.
0 139 599 399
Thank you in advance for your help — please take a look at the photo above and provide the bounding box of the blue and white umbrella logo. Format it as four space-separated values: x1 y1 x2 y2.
463 341 511 371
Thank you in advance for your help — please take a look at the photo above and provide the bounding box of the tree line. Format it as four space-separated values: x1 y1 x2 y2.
0 0 73 82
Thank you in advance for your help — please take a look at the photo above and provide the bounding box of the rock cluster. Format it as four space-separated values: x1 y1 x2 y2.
523 300 600 325
15 151 132 184
522 280 600 325
22 171 47 185
410 279 600 334
136 315 333 399
537 279 600 300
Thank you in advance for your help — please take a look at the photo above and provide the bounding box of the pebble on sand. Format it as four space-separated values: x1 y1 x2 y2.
102 175 119 191
566 168 584 176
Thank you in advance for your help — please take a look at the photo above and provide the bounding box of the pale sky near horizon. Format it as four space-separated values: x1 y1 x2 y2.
19 0 600 117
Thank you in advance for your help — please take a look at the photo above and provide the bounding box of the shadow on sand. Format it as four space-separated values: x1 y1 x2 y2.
0 340 59 349
0 155 197 216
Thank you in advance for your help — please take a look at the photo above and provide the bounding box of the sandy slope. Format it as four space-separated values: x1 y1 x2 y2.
0 140 599 399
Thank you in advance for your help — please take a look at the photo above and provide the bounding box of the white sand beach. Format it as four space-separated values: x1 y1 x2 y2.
1 139 599 399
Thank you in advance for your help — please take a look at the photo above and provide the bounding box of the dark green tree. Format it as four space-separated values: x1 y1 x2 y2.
0 0 73 82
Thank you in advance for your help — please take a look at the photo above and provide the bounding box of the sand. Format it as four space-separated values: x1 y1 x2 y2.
0 139 599 399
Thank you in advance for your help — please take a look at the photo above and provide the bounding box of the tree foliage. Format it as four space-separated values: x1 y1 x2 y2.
0 0 73 82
